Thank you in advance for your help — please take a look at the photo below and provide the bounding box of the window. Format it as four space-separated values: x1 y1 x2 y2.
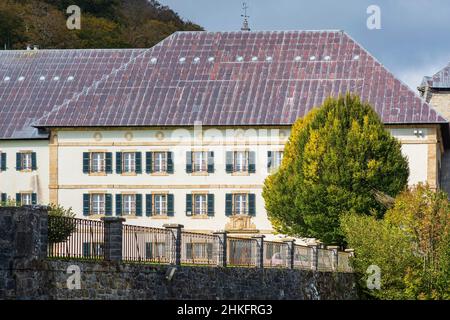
185 243 213 261
21 193 32 205
17 152 36 171
82 242 103 258
0 152 6 172
91 194 105 215
234 151 247 172
122 194 136 215
153 194 167 215
193 151 207 172
122 152 135 173
145 242 166 260
233 193 248 215
91 152 105 173
193 194 207 215
268 151 284 172
153 152 167 173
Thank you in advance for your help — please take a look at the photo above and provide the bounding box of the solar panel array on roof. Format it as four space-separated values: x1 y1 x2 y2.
422 63 450 89
0 30 446 140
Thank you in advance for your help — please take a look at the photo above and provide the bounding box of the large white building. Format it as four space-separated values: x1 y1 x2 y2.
0 30 448 238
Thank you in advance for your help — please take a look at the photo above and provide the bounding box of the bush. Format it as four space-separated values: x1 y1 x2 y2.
48 204 76 244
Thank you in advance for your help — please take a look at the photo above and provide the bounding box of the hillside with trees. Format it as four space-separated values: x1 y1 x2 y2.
0 0 203 49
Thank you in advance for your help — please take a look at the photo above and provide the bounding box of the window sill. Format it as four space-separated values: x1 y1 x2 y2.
231 171 250 176
87 214 105 219
89 172 107 176
121 172 137 176
151 172 169 176
191 214 211 219
19 169 35 173
151 215 169 219
190 171 209 176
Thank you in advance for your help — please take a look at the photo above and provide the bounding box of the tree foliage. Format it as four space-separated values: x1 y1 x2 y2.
341 184 450 300
263 94 409 245
0 0 202 49
48 204 76 244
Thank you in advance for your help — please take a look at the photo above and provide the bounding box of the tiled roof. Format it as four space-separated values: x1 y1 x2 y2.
422 63 450 88
0 31 446 139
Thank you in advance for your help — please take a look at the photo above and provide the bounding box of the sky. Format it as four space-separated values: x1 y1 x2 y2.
160 0 450 91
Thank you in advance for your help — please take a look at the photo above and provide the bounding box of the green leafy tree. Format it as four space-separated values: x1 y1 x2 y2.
341 184 450 300
263 94 409 245
48 204 76 244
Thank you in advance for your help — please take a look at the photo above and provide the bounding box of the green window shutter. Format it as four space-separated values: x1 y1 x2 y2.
16 153 22 171
167 194 174 216
186 151 192 173
116 152 122 174
145 194 153 216
83 152 90 174
105 194 112 216
136 194 143 216
83 194 90 216
146 152 153 173
248 151 256 173
1 153 6 171
105 153 113 174
115 194 122 216
186 194 193 216
267 151 273 171
225 151 233 173
82 243 91 257
31 152 37 170
248 194 256 216
16 193 21 206
31 193 37 205
207 194 215 217
145 242 153 259
225 194 233 216
167 152 174 174
135 152 142 174
1 193 7 203
207 151 215 173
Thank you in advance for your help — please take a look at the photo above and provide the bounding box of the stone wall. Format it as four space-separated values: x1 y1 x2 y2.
0 206 359 300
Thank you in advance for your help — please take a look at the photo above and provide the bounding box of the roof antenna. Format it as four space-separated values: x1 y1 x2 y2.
241 2 251 31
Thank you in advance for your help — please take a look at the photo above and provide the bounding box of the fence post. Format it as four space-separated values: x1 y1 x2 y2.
327 246 339 271
252 235 265 268
282 239 295 269
164 224 184 266
213 231 227 267
308 243 318 271
102 217 125 262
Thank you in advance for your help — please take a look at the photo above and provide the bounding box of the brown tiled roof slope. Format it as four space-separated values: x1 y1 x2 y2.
0 30 446 139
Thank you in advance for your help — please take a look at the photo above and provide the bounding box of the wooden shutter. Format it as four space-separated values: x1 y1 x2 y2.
146 152 153 173
248 151 256 173
16 153 22 171
16 193 21 206
135 152 142 174
248 194 256 216
31 152 37 170
105 153 113 174
145 242 153 259
1 193 7 203
105 194 112 216
116 152 122 174
267 151 273 171
207 151 214 173
207 194 215 217
167 152 174 174
82 152 90 174
186 151 192 173
186 194 193 216
225 151 233 173
135 194 143 216
83 194 90 216
225 194 233 216
115 194 122 216
31 193 37 205
145 194 153 216
1 153 6 171
167 194 174 216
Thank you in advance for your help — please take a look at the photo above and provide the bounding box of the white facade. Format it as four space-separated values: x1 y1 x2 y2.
0 124 443 237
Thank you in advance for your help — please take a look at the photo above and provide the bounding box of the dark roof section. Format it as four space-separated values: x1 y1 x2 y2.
421 63 450 89
0 31 446 140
